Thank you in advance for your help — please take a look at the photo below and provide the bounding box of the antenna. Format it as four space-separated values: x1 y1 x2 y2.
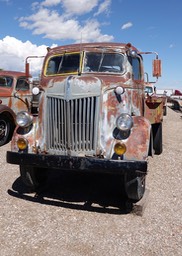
80 32 82 47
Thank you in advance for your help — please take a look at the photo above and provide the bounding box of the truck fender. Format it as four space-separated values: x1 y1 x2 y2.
124 116 151 161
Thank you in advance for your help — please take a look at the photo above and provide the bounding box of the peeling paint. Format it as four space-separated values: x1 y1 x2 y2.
8 42 162 171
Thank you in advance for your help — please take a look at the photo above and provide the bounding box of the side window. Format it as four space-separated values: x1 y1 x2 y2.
129 57 142 80
0 76 13 87
16 78 30 91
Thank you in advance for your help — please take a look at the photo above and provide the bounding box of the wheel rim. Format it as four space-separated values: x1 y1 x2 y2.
0 120 8 139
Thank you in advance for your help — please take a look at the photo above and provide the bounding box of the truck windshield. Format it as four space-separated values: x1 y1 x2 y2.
0 76 13 88
83 52 124 73
45 51 124 76
46 53 80 75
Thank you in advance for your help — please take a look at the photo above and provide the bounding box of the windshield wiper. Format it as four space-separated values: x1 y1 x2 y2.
98 51 105 72
57 52 66 73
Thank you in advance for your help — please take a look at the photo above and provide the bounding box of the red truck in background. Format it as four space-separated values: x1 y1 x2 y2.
7 42 163 203
169 89 182 111
0 71 31 146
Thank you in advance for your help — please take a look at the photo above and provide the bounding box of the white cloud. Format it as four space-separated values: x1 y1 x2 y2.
0 36 56 76
19 6 113 42
41 0 61 7
78 19 113 42
121 22 133 30
169 44 174 48
61 0 99 16
94 0 111 16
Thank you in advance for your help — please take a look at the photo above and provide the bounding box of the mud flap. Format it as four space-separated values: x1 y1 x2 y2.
20 165 47 191
125 176 146 202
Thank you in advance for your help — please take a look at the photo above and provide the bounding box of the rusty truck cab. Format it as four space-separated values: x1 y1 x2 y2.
7 42 162 203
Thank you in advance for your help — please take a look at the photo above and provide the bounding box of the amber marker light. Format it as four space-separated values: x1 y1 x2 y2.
17 138 28 151
114 142 126 155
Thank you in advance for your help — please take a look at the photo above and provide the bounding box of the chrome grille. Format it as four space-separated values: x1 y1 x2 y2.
47 96 99 154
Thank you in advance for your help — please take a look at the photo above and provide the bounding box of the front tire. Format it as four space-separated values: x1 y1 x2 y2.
152 123 163 155
0 115 12 146
148 129 154 157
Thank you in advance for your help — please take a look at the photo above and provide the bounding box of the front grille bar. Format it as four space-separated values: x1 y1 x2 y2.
47 96 99 154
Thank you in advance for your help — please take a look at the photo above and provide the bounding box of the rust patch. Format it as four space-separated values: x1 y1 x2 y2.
144 96 163 124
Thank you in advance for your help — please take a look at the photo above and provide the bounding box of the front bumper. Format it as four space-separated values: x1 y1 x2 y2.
6 151 147 175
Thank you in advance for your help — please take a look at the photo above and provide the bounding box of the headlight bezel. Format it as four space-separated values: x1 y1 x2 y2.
16 111 33 128
116 113 133 132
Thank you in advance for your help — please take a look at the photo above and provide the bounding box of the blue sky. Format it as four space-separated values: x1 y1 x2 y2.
0 0 182 91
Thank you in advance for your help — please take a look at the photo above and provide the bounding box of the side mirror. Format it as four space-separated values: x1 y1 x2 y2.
153 59 162 78
25 62 30 78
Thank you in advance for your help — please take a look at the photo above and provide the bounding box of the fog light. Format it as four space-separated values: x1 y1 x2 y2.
114 142 126 155
17 138 28 150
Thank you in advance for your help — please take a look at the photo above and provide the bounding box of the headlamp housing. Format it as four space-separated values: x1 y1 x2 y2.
32 86 40 95
116 113 133 131
16 111 33 127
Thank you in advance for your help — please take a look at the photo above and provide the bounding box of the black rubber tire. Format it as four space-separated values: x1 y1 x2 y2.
20 165 47 191
0 115 12 146
124 174 146 203
148 129 154 157
163 106 167 116
152 123 163 155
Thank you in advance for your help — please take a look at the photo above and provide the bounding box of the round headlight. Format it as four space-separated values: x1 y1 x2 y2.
115 86 124 95
32 87 40 95
116 113 133 131
16 111 33 127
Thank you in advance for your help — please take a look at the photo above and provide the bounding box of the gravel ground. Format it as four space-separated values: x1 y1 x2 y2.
0 106 181 256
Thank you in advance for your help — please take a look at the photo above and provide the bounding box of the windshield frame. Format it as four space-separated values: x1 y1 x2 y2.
45 51 82 76
44 50 126 77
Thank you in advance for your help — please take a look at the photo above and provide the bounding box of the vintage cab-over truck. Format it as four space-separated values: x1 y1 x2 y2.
7 42 162 202
0 71 31 146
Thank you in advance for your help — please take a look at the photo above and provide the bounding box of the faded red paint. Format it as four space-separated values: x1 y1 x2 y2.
145 96 163 124
125 116 150 160
0 70 31 113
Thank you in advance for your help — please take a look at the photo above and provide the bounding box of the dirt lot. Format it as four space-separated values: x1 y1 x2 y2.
0 107 181 256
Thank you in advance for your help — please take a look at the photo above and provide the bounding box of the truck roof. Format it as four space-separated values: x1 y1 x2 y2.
47 42 138 55
0 70 26 78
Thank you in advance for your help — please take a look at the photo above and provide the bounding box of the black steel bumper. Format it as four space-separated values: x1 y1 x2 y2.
6 151 147 175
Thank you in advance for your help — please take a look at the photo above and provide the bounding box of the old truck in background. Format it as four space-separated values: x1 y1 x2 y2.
168 89 182 111
0 71 32 146
7 42 162 203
